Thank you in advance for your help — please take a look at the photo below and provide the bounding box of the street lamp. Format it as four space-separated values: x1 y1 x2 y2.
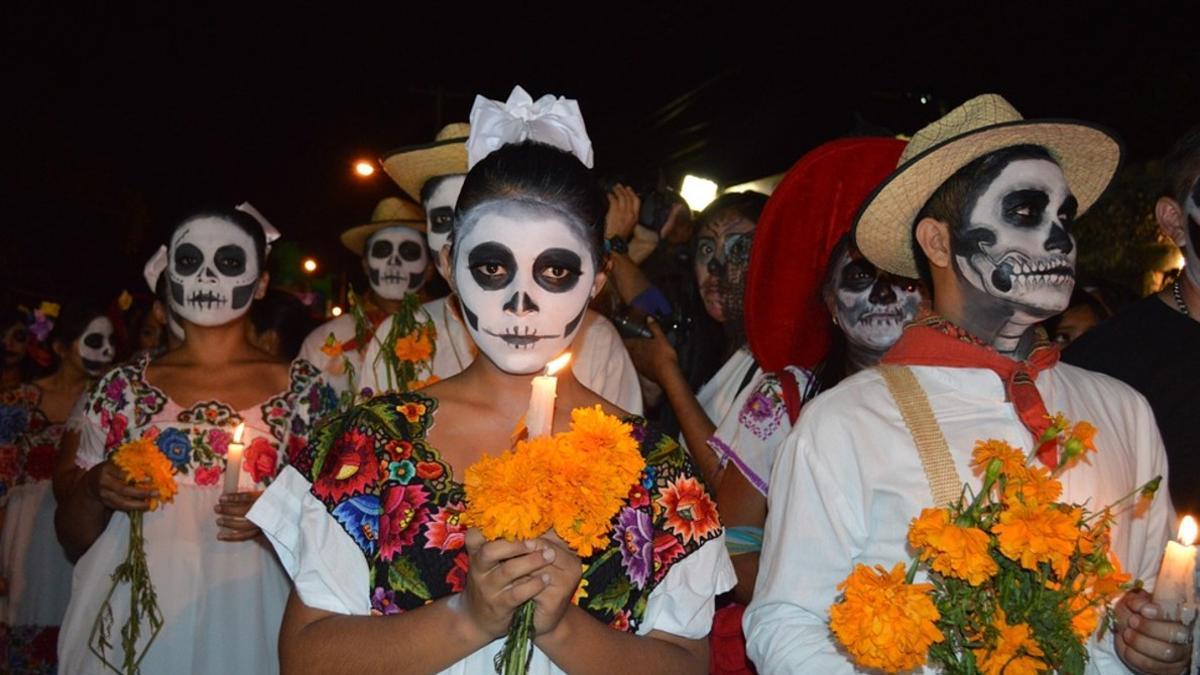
353 160 376 177
302 258 318 274
331 305 343 317
680 175 718 211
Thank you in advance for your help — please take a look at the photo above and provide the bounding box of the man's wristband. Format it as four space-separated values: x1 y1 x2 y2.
605 236 629 255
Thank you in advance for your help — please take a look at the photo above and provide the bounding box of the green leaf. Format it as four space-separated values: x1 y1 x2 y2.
646 436 685 469
587 577 631 615
309 416 348 481
388 557 432 601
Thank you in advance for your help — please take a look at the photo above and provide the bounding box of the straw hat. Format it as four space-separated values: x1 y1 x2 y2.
381 123 470 202
340 197 426 255
854 94 1122 278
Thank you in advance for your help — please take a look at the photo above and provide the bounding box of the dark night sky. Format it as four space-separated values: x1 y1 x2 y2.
3 3 1197 304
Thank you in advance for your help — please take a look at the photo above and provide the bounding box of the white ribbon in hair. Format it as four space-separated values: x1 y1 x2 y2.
236 201 282 255
466 85 593 169
143 245 168 292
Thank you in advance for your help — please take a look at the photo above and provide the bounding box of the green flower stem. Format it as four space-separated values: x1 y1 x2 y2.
88 510 165 675
496 599 536 675
1085 476 1162 523
582 549 617 580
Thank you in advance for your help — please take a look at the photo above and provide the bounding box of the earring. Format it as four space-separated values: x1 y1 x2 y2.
832 315 839 327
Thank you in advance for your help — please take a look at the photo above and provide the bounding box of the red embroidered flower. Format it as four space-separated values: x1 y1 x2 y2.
378 484 430 561
0 446 19 484
287 435 308 464
415 461 443 480
194 465 222 486
653 532 685 581
609 609 631 632
24 443 56 481
627 483 650 509
446 551 469 593
102 411 128 450
384 439 414 462
313 429 379 502
244 437 278 483
424 501 466 552
657 476 720 544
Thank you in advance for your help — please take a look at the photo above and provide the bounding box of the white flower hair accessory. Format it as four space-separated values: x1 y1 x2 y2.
143 201 282 292
466 85 593 169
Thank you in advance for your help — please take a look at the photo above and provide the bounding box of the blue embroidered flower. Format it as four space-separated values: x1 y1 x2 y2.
155 428 192 468
0 405 29 444
332 494 382 556
641 466 657 490
387 460 416 485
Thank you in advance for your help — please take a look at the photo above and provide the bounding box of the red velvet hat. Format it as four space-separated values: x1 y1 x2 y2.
744 137 907 373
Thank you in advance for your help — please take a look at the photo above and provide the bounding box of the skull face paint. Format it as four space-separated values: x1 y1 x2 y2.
694 211 756 323
453 203 596 374
952 158 1078 320
365 226 428 300
1181 177 1200 289
831 248 923 352
77 316 114 375
167 217 261 327
424 174 467 278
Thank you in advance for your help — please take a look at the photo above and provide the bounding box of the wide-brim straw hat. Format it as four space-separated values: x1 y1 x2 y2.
854 94 1122 278
381 123 470 202
340 197 426 255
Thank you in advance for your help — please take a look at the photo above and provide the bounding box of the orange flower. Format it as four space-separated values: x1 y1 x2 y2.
397 402 427 423
907 508 998 586
319 333 344 359
1061 421 1098 466
111 437 178 511
971 439 1027 478
657 476 720 545
1068 592 1100 641
393 329 434 363
1003 465 1063 506
994 502 1082 578
972 609 1047 675
830 563 943 673
412 375 440 390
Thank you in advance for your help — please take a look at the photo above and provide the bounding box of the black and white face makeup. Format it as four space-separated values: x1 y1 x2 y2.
453 202 597 375
952 158 1078 320
167 217 261 327
425 175 467 279
1181 177 1200 288
694 211 756 323
365 226 428 300
831 249 923 352
77 316 114 375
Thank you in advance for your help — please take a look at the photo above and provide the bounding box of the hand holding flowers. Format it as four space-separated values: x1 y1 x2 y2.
460 528 554 641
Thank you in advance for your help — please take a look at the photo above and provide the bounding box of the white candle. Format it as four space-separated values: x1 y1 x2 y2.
1153 515 1197 621
224 423 246 494
526 353 571 439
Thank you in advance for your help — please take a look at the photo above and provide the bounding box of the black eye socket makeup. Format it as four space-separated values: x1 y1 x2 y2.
468 242 517 290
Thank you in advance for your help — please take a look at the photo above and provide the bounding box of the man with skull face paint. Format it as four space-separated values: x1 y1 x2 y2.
1067 126 1200 520
297 197 434 397
371 120 644 412
54 207 338 675
0 300 112 671
249 91 733 675
746 96 1184 674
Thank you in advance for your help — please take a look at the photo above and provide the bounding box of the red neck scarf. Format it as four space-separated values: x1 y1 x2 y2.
881 315 1062 468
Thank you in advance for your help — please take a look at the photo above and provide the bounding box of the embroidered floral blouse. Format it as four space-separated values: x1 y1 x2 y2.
0 384 67 503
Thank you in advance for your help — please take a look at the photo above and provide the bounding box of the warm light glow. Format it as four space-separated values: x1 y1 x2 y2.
546 353 572 376
354 160 375 177
302 258 318 273
330 305 343 317
680 175 718 212
1179 515 1197 546
233 423 245 444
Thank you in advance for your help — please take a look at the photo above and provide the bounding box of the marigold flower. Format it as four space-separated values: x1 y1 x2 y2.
111 437 178 511
1003 465 1063 506
907 508 998 586
994 502 1082 578
393 329 434 363
830 563 943 673
319 334 344 359
971 439 1027 478
973 609 1047 675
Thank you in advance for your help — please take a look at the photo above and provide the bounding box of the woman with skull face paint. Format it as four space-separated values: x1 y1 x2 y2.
248 139 734 675
53 207 339 675
0 299 113 673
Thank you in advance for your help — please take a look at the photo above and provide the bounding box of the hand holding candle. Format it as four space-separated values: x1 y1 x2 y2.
1154 515 1198 622
223 423 245 494
525 353 571 439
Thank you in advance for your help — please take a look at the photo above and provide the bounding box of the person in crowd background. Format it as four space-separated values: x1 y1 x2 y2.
249 289 318 362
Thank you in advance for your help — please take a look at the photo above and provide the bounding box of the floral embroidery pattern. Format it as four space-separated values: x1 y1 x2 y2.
177 401 242 427
0 385 68 495
307 392 722 633
737 375 785 441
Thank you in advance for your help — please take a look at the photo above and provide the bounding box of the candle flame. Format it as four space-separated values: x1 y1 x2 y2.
546 352 572 376
233 422 246 444
1179 515 1197 546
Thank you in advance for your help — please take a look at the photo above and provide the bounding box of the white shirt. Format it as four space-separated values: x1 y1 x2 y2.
686 347 758 457
744 362 1173 675
364 296 644 414
297 313 359 395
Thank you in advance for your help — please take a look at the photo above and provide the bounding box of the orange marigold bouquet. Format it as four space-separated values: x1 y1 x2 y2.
462 406 644 674
89 436 178 675
830 414 1161 674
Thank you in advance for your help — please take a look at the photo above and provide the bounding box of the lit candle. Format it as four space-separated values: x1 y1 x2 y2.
526 353 571 439
224 423 246 494
1153 515 1197 621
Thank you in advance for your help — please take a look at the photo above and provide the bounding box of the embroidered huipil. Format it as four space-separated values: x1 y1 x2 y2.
743 362 1173 674
56 355 338 675
249 392 735 674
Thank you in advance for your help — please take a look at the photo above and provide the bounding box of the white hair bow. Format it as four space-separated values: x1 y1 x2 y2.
144 202 282 292
466 85 593 169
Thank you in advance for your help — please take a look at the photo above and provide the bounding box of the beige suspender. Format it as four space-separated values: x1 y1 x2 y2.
877 365 963 507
